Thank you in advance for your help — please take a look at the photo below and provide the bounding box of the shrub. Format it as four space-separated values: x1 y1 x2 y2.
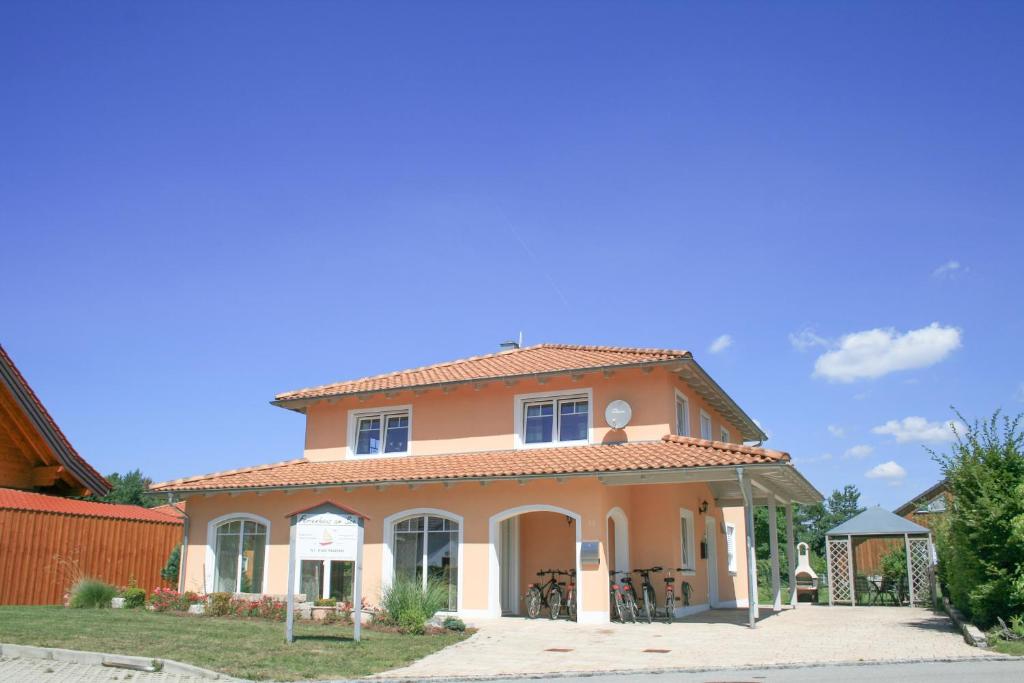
933 411 1024 628
880 546 908 584
148 587 204 612
207 592 233 617
69 578 117 608
314 597 337 607
442 616 466 632
121 587 147 609
160 546 180 584
379 576 449 634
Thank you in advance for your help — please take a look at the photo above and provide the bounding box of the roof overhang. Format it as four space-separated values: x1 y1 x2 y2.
271 356 768 444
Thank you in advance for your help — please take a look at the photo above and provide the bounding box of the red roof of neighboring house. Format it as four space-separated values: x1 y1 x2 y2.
274 344 691 402
0 488 184 524
151 434 790 492
152 501 186 519
0 345 110 496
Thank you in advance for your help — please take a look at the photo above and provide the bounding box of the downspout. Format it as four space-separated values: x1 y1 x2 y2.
169 493 189 593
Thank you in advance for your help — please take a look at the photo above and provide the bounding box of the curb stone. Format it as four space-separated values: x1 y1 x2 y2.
0 642 249 681
942 597 989 648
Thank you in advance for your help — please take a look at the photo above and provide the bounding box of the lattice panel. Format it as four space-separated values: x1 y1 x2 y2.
827 538 852 604
908 538 932 607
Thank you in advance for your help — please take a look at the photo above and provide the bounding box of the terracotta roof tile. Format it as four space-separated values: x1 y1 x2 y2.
0 488 184 524
151 435 789 492
274 344 691 402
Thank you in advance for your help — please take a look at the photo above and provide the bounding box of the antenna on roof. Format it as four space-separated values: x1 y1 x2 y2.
519 331 523 348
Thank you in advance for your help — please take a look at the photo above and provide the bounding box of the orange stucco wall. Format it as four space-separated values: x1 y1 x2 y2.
181 477 751 619
303 367 745 461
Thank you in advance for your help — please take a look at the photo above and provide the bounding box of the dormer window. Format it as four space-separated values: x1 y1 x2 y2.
700 410 713 440
515 389 592 448
348 406 411 457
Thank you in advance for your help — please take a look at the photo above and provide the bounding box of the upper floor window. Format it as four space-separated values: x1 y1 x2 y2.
675 392 690 437
348 406 411 457
700 410 712 440
515 389 592 448
720 427 730 443
916 495 947 514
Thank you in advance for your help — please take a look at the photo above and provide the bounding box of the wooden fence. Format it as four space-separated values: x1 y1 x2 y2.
0 506 182 604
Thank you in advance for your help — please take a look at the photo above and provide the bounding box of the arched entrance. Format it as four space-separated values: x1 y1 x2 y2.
488 504 582 619
605 507 629 575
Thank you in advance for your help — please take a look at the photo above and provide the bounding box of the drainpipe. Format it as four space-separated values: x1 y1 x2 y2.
169 493 189 593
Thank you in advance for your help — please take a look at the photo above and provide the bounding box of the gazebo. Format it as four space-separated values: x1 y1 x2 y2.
825 506 934 607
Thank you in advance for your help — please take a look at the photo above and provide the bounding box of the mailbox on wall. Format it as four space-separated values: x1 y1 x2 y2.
580 541 601 567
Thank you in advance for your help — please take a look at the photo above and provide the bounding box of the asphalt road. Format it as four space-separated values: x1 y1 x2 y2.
498 659 1023 683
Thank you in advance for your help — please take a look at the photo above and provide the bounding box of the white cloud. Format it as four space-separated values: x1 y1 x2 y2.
1015 383 1024 403
794 452 833 465
843 444 874 459
812 323 962 382
789 328 829 352
932 260 967 279
827 424 845 438
865 460 907 482
709 334 733 354
871 416 965 443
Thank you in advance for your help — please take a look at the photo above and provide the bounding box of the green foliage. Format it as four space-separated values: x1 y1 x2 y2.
880 546 907 583
121 587 147 609
314 597 337 607
69 578 118 608
442 616 466 632
90 469 158 507
207 592 233 617
160 546 180 584
933 411 1024 628
379 576 449 634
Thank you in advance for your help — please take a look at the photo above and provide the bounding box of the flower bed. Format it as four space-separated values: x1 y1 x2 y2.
148 588 206 612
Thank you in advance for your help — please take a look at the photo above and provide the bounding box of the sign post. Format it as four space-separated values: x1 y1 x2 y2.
285 502 369 643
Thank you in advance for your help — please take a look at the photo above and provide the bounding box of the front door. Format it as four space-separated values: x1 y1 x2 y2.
706 517 719 607
499 517 520 615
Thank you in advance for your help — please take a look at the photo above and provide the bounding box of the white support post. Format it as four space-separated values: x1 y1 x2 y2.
768 497 781 611
826 536 834 607
904 533 914 607
786 502 797 608
737 467 758 628
848 534 856 606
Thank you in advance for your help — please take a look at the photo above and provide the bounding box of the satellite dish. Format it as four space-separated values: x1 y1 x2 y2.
605 400 632 429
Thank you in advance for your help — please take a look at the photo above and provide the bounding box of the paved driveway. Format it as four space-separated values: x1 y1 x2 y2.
376 606 998 680
0 656 213 683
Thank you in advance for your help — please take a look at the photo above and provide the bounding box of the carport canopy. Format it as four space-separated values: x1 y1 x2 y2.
825 507 933 608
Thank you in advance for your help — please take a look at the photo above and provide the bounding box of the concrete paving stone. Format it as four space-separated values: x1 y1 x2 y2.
0 656 215 683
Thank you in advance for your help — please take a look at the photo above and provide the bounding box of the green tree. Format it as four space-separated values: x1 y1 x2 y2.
90 469 157 507
932 411 1024 627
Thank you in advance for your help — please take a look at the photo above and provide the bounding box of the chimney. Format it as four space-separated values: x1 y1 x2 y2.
499 340 520 351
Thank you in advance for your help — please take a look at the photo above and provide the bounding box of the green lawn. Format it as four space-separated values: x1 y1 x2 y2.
992 639 1024 656
0 607 468 681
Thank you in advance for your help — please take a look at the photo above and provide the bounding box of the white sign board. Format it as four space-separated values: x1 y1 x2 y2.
295 512 359 561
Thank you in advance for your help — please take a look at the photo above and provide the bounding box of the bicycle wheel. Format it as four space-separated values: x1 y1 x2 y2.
525 587 542 619
622 589 637 623
613 590 627 623
567 589 577 621
665 588 675 624
547 586 562 619
642 586 654 624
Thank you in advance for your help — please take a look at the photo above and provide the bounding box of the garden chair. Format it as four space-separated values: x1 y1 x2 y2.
854 576 876 605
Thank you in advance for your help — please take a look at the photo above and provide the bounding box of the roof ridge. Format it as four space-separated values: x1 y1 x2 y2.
274 343 691 400
150 457 307 489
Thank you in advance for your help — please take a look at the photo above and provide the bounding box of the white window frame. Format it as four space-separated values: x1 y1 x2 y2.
204 512 272 594
674 390 691 437
381 508 464 614
679 508 696 575
699 410 713 441
725 522 737 574
720 426 730 443
294 557 355 603
346 404 412 458
513 388 593 449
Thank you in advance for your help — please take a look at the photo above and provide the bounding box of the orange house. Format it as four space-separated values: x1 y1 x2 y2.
152 344 821 626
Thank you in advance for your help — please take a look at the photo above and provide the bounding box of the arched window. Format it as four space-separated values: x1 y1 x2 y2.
393 514 458 611
213 518 268 593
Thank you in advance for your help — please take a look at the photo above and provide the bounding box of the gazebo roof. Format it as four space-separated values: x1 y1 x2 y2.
826 506 930 536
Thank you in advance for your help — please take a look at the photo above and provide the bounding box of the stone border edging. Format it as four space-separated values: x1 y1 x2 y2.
942 597 989 648
0 642 248 681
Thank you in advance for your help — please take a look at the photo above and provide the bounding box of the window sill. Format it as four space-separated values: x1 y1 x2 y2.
516 440 590 450
349 451 410 459
680 569 696 576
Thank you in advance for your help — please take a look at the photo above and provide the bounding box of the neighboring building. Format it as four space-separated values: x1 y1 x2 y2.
0 345 110 496
0 344 181 603
152 343 821 624
894 480 950 532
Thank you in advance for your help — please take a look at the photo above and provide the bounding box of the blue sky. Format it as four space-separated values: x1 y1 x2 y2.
2 2 1022 507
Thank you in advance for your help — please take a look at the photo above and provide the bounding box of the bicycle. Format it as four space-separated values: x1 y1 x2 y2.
661 567 688 624
525 568 570 619
632 566 663 624
609 571 634 623
564 569 577 621
614 570 640 622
